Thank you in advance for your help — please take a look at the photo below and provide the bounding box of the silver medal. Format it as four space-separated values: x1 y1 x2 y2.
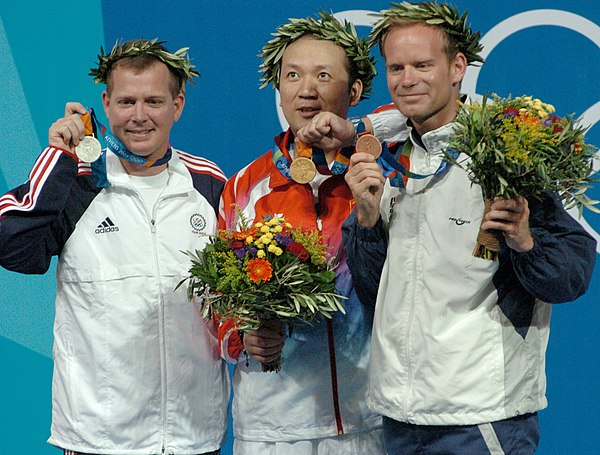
75 136 102 163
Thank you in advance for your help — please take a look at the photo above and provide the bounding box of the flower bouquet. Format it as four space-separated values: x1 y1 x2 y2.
182 214 345 372
449 94 598 260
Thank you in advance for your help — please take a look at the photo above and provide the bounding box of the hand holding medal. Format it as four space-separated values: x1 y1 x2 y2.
74 112 102 163
355 133 382 159
48 102 103 163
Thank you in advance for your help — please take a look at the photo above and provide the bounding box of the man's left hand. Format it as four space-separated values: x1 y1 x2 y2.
481 196 534 253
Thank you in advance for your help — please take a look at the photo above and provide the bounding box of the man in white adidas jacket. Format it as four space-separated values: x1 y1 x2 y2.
298 3 596 454
0 39 229 454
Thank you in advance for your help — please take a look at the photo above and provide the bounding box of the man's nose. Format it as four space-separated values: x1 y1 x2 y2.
131 101 149 121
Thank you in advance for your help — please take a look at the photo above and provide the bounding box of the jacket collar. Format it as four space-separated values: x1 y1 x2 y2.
105 147 193 194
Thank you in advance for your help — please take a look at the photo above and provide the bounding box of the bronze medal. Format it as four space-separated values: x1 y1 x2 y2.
289 156 317 184
75 135 102 163
355 134 382 158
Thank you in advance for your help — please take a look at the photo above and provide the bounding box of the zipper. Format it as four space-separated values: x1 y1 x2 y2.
150 201 168 453
315 201 344 435
402 190 421 421
135 185 168 453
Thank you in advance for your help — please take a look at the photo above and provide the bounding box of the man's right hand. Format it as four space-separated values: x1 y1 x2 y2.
243 319 285 366
345 152 385 228
296 112 362 152
48 102 88 151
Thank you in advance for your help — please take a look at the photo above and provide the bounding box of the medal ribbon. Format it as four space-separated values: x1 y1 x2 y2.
272 135 353 180
91 149 110 188
80 112 94 136
312 146 354 175
272 142 294 180
89 108 172 168
377 140 459 189
272 137 312 181
76 110 109 188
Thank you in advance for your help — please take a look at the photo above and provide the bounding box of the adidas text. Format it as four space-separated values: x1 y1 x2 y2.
95 226 120 234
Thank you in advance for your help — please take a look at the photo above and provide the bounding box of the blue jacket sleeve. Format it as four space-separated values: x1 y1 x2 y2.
507 193 596 303
0 147 99 274
341 210 388 307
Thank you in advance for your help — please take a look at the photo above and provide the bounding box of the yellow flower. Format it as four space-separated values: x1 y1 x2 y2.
259 234 272 245
257 249 266 258
246 236 253 244
267 244 277 253
273 247 283 256
506 148 530 164
260 225 270 233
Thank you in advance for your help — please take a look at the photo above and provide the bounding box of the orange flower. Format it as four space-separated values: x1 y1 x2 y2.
515 113 539 128
245 258 273 283
233 227 257 241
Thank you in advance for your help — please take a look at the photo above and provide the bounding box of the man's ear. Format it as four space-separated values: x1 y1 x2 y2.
451 52 467 86
349 79 363 107
102 90 110 117
173 92 185 122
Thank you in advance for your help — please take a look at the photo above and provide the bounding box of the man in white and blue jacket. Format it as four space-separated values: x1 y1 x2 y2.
297 3 597 454
0 39 229 454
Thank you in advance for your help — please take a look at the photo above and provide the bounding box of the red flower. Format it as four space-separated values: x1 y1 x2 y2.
286 242 310 261
549 115 564 134
503 107 519 117
229 240 245 250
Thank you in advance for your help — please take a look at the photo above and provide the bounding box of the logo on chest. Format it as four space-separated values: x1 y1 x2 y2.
190 213 207 234
95 217 120 234
448 216 472 226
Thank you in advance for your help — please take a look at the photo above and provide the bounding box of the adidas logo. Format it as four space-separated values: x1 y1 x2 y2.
95 217 120 234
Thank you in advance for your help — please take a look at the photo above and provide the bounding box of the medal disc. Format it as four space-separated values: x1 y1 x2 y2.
289 156 317 184
355 134 382 158
75 136 102 163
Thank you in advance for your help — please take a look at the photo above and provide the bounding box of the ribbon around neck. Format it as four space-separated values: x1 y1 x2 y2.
377 140 459 188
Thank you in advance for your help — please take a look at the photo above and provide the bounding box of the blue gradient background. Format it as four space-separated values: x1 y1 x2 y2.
1 1 598 453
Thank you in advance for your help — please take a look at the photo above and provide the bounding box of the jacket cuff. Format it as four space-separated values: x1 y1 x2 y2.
218 318 244 364
353 216 386 243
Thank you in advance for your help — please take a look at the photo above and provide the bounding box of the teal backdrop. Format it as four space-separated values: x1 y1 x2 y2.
0 1 598 453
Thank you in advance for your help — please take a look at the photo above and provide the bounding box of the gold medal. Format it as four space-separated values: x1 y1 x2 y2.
289 156 317 184
289 140 316 184
75 135 102 163
355 134 382 158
